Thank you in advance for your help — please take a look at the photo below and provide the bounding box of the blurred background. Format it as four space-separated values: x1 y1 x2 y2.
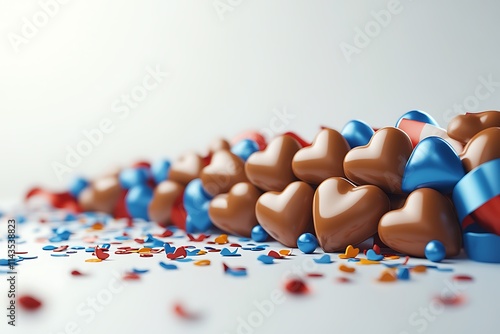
1 0 500 202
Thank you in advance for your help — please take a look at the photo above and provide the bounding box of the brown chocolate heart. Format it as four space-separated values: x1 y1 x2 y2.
313 177 390 252
343 127 412 194
292 128 350 185
447 110 500 144
78 176 122 214
208 182 262 237
378 188 462 257
255 181 314 247
168 152 203 186
460 127 500 172
200 150 248 196
148 180 184 227
207 137 230 154
245 135 301 192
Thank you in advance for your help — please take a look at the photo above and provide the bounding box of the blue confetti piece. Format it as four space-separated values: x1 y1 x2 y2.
132 268 150 274
226 269 247 277
186 249 201 256
49 236 64 242
205 246 217 250
313 254 332 264
257 255 274 264
115 235 130 241
366 249 384 261
18 256 37 260
42 245 57 251
101 243 111 249
144 234 154 243
164 243 176 254
159 262 178 270
51 253 69 257
382 263 401 268
220 248 241 257
397 268 410 280
85 247 95 253
347 258 360 262
238 237 251 242
66 251 77 254
432 266 454 272
175 258 194 262
71 246 85 250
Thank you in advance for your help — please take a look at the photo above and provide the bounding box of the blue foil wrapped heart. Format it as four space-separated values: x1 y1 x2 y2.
340 120 374 149
402 137 465 193
395 110 439 127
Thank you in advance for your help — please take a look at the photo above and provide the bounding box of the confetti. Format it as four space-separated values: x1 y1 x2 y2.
173 302 200 320
366 249 384 261
313 254 333 264
257 255 275 264
267 250 282 259
279 249 292 256
51 253 69 257
159 262 178 270
18 295 42 311
412 265 427 273
187 234 210 242
95 247 110 260
306 273 324 278
164 243 176 254
220 248 241 257
214 234 229 244
339 264 355 273
194 260 211 266
284 279 309 294
335 277 351 283
132 268 150 274
42 245 57 251
377 270 397 282
223 263 247 277
397 267 410 280
453 275 473 282
123 272 141 280
357 259 380 265
434 294 466 306
167 247 187 260
338 245 359 259
85 258 102 263
71 270 85 276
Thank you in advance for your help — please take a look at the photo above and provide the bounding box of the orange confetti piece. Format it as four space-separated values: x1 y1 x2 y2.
197 250 207 255
85 258 102 263
90 222 104 230
138 247 152 253
377 270 397 282
338 245 359 259
357 259 380 265
279 249 292 256
214 234 228 244
339 264 356 273
384 255 400 260
194 260 211 266
412 265 427 273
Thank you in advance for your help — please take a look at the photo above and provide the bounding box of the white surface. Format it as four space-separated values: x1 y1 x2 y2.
0 215 499 334
1 0 500 201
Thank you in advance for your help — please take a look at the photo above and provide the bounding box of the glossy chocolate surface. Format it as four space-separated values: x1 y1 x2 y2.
447 110 500 144
148 180 184 226
200 149 248 196
460 127 500 172
78 176 122 214
168 152 203 186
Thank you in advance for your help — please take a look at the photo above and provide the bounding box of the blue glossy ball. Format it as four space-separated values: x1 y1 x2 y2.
231 139 260 161
185 213 212 233
151 159 171 184
183 178 213 214
125 185 153 220
251 225 268 242
297 233 318 254
341 120 374 149
119 168 149 189
68 176 89 198
425 240 446 262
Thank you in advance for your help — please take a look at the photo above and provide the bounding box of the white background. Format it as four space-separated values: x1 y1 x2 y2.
1 0 500 201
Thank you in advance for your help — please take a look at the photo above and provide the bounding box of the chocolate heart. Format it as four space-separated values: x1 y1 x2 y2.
200 149 248 196
208 182 262 237
168 152 203 185
255 181 314 247
460 127 500 172
313 177 390 252
343 127 413 194
378 188 462 257
245 135 301 192
447 110 500 144
292 128 350 185
207 137 230 154
78 176 122 214
148 180 185 226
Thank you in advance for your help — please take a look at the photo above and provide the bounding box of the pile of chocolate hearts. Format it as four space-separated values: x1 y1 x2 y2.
27 110 500 262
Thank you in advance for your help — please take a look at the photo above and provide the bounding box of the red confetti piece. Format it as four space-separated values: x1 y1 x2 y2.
403 256 410 265
267 250 282 259
71 270 85 276
134 238 145 244
53 245 69 252
15 251 28 254
117 246 132 250
223 263 246 272
306 273 324 278
115 250 133 255
207 249 221 252
123 272 141 280
335 277 351 283
95 247 110 260
453 275 474 282
150 248 164 254
435 294 466 306
187 234 210 242
230 243 242 247
18 295 42 310
140 253 153 258
373 244 381 254
173 303 199 320
167 247 187 260
156 229 174 238
284 279 309 294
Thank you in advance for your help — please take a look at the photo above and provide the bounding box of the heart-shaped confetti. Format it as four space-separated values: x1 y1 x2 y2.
313 254 332 264
220 248 241 257
339 264 355 273
257 255 275 264
167 247 187 260
338 245 359 259
214 234 229 244
366 249 384 261
159 262 178 270
95 247 110 260
377 270 397 282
